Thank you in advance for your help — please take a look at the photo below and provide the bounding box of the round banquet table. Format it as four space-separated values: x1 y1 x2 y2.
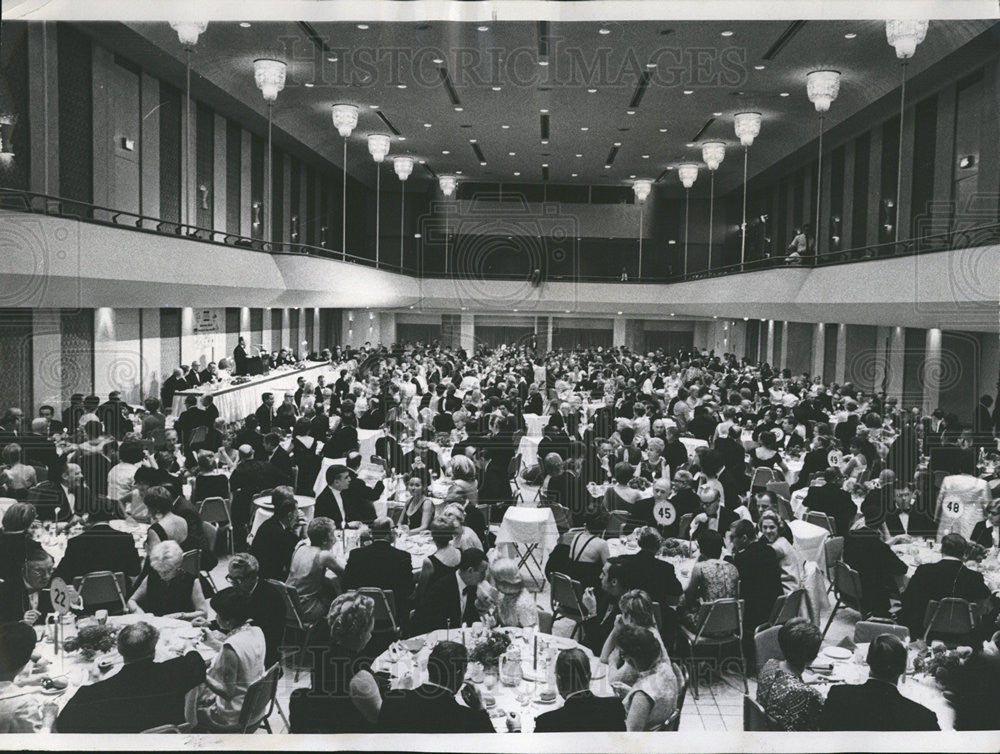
372 626 617 733
20 614 217 713
891 540 1000 593
250 494 315 538
606 537 697 589
522 414 550 439
41 519 148 564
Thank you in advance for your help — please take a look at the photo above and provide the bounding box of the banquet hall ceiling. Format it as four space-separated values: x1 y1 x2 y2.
105 19 998 192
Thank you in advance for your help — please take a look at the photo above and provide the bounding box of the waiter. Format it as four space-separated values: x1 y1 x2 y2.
233 336 250 376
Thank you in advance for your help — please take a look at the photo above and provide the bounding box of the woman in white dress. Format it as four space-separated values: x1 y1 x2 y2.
485 557 538 628
760 510 805 594
617 625 679 731
197 587 267 731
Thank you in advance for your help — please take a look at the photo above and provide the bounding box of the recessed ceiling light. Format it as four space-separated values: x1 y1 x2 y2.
239 22 252 28
670 312 675 316
754 65 766 70
780 92 790 97
743 316 749 321
599 27 611 35
617 311 623 315
642 154 649 159
454 106 463 112
513 172 520 176
397 84 407 89
668 239 676 244
541 139 548 145
442 150 450 154
369 104 379 109
469 138 477 143
713 112 723 117
626 110 635 115
564 310 571 314
480 161 487 166
614 141 622 146
513 308 519 312
658 127 667 133
509 152 516 156
542 163 548 167
683 89 693 95
540 108 549 114
580 127 589 131
721 30 733 36
646 63 657 69
433 58 444 64
327 55 338 62
461 307 468 311
502 124 510 129
398 136 406 141
844 32 857 39
456 171 462 175
419 159 426 164
604 164 611 169
424 123 432 128
629 174 636 178
304 82 314 88
539 60 549 66
686 142 696 147
491 86 501 91
357 23 369 30
666 166 673 170
477 25 489 31
587 88 597 93
575 153 583 157
571 172 578 177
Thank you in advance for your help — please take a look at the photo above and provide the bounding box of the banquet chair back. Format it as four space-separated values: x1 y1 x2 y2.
662 663 688 731
743 695 778 731
922 598 976 646
822 561 864 638
681 598 746 698
357 587 400 638
180 549 201 577
198 497 233 554
268 579 318 677
753 624 784 677
677 513 694 540
652 601 663 632
775 496 795 522
202 521 219 552
73 571 128 613
385 502 405 526
853 620 909 644
506 452 523 480
822 537 844 586
548 504 572 535
803 511 836 534
550 572 587 639
237 663 281 733
750 468 775 491
769 588 807 626
604 510 629 539
766 481 792 504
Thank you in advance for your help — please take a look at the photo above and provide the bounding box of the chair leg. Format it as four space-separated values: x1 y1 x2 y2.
821 599 841 639
688 642 699 700
272 698 289 733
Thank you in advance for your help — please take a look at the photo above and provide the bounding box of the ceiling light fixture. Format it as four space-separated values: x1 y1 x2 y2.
441 150 450 154
886 20 928 58
599 27 611 35
477 25 489 31
367 133 391 163
454 106 463 112
721 30 734 36
170 20 208 47
357 23 369 30
239 22 251 28
683 89 693 95
423 123 432 128
780 92 790 97
439 175 457 196
626 109 636 115
754 65 766 70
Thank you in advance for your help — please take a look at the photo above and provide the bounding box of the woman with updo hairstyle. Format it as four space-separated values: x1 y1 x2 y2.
441 502 483 552
617 624 679 731
416 515 461 596
285 517 344 622
600 588 669 685
192 449 230 504
445 454 479 507
638 437 669 482
604 460 643 509
294 591 382 732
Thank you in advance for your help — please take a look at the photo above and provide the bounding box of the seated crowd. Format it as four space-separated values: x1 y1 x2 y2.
0 340 998 734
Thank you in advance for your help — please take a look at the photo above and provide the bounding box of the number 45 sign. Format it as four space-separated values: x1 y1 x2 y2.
49 577 83 615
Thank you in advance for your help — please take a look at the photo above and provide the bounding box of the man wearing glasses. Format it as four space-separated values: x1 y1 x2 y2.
222 553 286 668
0 550 55 625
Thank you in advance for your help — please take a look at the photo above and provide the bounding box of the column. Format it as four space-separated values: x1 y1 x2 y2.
613 317 626 347
923 328 942 413
874 326 892 395
140 73 160 226
313 309 322 351
811 323 825 378
94 308 143 405
379 312 396 347
140 308 162 406
544 316 553 352
213 113 228 232
27 22 59 196
779 321 789 371
835 323 848 383
887 326 905 402
460 314 475 353
281 309 291 354
765 320 775 366
32 309 62 413
180 307 196 367
240 129 252 238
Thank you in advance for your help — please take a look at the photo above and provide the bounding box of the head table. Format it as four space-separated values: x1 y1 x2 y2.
372 626 616 733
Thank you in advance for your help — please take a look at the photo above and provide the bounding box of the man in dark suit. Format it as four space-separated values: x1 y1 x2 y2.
579 557 629 655
401 441 442 483
234 416 266 458
802 467 858 535
727 519 782 642
685 487 738 540
792 436 832 491
819 634 939 731
663 426 689 479
898 533 992 638
619 527 683 608
0 548 55 625
843 513 908 618
410 549 488 635
333 370 351 400
343 452 383 524
476 446 511 517
315 464 367 528
534 648 626 732
225 553 286 668
342 517 415 633
18 419 58 470
255 392 276 434
377 641 494 733
263 432 295 481
61 393 85 433
54 496 142 584
26 461 90 522
55 621 206 733
249 487 302 582
522 384 544 415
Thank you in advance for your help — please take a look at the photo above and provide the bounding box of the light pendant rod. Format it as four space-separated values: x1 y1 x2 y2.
400 181 405 270
342 139 348 260
184 47 191 229
895 60 907 245
683 188 690 277
375 162 381 268
266 102 273 247
708 171 715 271
638 203 643 280
815 114 823 258
740 147 748 268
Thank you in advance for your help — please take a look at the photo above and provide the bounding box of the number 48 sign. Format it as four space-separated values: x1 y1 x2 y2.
941 496 963 519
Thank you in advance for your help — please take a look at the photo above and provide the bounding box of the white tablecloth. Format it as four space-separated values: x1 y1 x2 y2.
679 437 708 462
495 507 559 591
517 435 542 469
172 361 343 422
789 519 830 567
522 414 550 438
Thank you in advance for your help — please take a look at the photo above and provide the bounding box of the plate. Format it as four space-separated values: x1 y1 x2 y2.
821 646 852 661
39 686 65 695
534 692 558 705
551 636 575 649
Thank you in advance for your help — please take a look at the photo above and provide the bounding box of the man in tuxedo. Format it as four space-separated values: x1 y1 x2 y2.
343 452 383 524
61 394 85 434
619 527 683 608
228 444 286 550
263 432 295 482
97 391 132 441
333 370 352 400
314 465 356 528
402 440 442 483
233 337 250 376
342 517 415 634
410 549 488 635
55 621 206 733
663 426 689 480
898 533 991 638
727 519 782 643
54 496 142 584
249 487 302 582
579 557 629 655
377 641 493 733
686 488 738 540
802 467 858 535
27 461 89 522
0 549 55 625
477 446 512 516
819 634 939 731
793 435 833 492
234 415 266 458
255 392 277 434
843 511 908 618
534 648 626 732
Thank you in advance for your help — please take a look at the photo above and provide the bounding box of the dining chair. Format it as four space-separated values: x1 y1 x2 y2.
680 597 747 699
180 549 201 577
753 624 784 677
922 598 977 646
853 619 909 644
769 588 807 626
73 571 128 614
198 497 234 554
267 580 319 681
234 663 282 733
822 561 864 639
743 695 779 731
822 537 844 593
549 572 587 641
803 511 836 534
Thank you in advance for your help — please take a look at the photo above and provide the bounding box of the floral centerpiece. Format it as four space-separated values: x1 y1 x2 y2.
627 476 651 491
63 624 119 660
912 641 973 683
661 538 694 558
469 630 512 670
965 543 989 564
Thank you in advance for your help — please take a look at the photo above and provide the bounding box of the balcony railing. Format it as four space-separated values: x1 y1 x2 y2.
2 187 997 286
